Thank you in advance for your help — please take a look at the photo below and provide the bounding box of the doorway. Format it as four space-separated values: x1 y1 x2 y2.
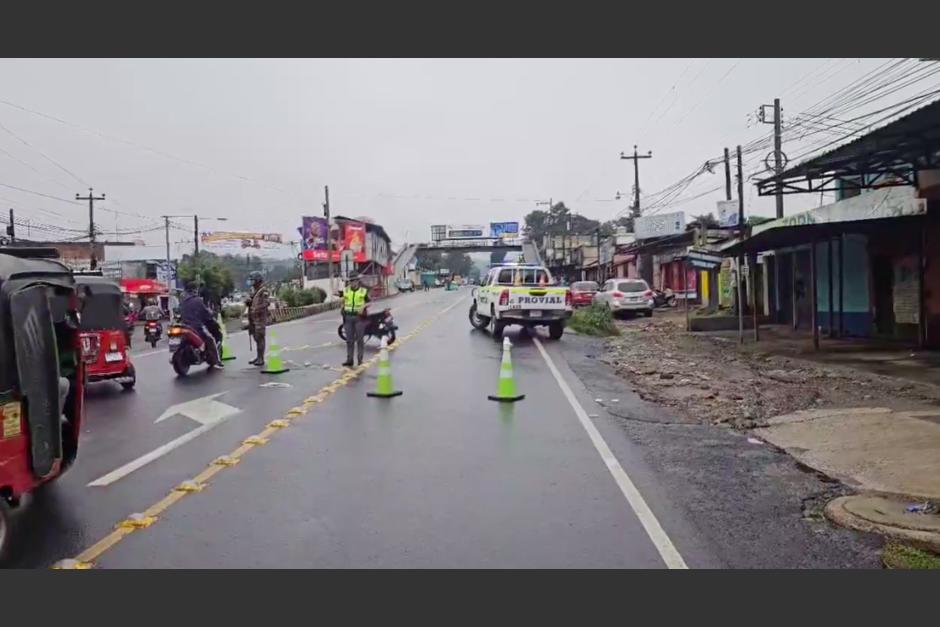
872 256 894 336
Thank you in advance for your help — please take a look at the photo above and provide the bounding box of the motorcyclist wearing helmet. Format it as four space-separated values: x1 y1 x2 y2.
246 271 270 366
141 297 163 322
180 279 223 368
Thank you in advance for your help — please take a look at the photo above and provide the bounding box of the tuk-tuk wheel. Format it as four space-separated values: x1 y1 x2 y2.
0 497 11 562
121 364 137 391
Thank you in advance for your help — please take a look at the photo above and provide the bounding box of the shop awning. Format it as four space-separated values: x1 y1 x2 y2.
120 278 168 295
723 186 927 255
757 98 940 196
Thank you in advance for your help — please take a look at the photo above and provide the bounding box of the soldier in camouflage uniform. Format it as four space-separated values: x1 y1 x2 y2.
246 271 270 366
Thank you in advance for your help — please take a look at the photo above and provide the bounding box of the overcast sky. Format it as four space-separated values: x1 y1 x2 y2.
0 58 927 260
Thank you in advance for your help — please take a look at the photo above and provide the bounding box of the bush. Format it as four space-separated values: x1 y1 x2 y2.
568 304 620 336
277 286 326 308
222 303 245 320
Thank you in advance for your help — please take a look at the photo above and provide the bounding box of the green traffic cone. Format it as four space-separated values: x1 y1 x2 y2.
218 314 236 361
488 336 524 402
367 337 402 398
261 331 290 374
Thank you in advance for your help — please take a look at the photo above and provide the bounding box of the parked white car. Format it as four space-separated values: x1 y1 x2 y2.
593 278 654 318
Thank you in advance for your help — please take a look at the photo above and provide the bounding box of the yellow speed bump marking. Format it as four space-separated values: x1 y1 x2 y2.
242 435 269 446
52 559 94 570
174 480 205 493
55 294 468 568
118 513 157 529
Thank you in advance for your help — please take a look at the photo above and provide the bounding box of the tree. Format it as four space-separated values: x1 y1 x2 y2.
416 250 444 271
442 251 472 276
690 213 719 229
176 252 235 306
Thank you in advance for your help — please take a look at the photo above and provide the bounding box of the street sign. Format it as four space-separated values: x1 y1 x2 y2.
340 249 355 279
635 211 685 239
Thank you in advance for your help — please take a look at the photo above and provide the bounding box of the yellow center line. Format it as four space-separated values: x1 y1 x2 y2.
54 294 467 569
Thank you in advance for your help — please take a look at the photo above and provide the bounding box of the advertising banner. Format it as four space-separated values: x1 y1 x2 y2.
343 221 367 262
490 221 519 239
300 217 329 252
634 211 686 240
717 200 739 228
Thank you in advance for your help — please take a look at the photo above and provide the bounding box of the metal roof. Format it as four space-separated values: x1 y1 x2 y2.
757 97 940 196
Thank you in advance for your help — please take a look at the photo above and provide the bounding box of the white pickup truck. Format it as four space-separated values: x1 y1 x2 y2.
468 264 572 339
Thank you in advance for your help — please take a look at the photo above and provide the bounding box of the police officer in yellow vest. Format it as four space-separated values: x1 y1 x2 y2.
337 272 370 367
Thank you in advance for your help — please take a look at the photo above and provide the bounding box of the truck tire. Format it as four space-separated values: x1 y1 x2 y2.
469 302 489 330
492 320 506 340
549 322 565 340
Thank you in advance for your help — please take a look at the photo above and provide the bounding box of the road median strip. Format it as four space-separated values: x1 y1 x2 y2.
53 294 466 569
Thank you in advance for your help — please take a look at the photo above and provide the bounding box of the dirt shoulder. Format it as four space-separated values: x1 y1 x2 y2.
599 312 940 429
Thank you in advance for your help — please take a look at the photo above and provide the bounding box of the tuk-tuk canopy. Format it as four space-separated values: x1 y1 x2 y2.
75 275 124 331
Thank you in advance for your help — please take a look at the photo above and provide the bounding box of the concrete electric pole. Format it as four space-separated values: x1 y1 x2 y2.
76 187 105 270
620 145 652 217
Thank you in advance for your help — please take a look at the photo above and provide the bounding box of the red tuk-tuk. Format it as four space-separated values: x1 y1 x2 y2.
75 275 136 391
0 248 86 560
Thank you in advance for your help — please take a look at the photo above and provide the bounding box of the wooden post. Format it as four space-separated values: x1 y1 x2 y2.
827 237 835 338
810 239 819 350
791 250 799 330
684 259 691 332
919 226 927 348
838 234 845 337
751 253 759 342
737 254 745 344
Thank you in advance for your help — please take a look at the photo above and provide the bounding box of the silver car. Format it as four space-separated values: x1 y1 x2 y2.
593 278 654 317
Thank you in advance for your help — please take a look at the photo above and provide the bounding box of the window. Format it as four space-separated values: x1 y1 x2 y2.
495 267 550 286
617 280 649 293
572 281 598 291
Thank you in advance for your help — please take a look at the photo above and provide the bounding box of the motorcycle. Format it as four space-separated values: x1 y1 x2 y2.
144 319 162 348
167 320 222 376
652 288 678 308
337 307 397 345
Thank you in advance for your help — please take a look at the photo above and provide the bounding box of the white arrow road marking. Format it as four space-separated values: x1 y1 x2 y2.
88 392 241 487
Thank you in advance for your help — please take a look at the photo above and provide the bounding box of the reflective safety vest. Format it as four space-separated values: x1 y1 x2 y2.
343 287 368 314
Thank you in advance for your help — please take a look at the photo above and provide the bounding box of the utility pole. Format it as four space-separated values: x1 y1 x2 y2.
164 216 171 286
193 215 200 256
76 187 105 269
724 147 732 201
6 208 14 244
620 145 652 217
324 185 333 295
759 99 784 219
736 145 745 344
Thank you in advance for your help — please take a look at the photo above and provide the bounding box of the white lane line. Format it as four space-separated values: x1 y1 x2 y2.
532 336 688 569
87 422 218 487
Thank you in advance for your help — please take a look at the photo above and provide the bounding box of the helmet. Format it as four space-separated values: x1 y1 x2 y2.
347 271 360 281
249 271 264 283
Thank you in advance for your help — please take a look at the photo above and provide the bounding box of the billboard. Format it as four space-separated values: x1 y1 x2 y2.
200 231 283 244
490 221 519 239
717 200 739 228
302 220 366 263
634 211 686 240
445 225 487 239
300 216 329 252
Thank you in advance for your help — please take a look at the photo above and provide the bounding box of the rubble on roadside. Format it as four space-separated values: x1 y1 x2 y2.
600 314 940 429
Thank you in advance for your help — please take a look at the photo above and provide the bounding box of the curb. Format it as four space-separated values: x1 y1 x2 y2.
825 495 940 553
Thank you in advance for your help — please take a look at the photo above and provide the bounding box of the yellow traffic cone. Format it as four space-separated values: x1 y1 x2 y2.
261 331 289 374
218 314 236 361
367 337 402 398
488 336 524 402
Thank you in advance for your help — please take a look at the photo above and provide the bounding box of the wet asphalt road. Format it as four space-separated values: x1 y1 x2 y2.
3 287 717 568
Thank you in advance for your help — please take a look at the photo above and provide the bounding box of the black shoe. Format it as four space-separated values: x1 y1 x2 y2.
342 360 354 368
357 358 363 366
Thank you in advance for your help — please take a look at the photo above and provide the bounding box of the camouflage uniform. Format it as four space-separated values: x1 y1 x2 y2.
248 283 270 364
